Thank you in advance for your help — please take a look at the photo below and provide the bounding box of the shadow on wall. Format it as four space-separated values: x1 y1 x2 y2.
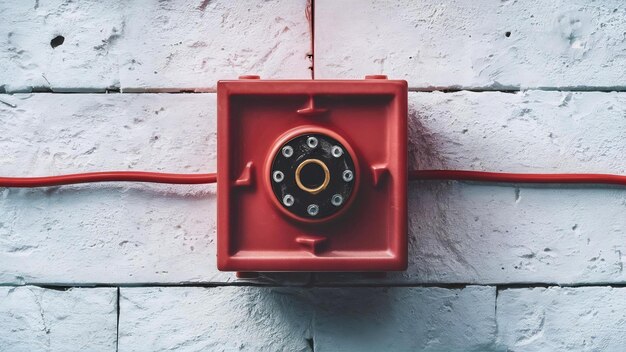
262 287 394 352
263 286 499 351
308 288 395 350
405 106 479 281
407 106 447 171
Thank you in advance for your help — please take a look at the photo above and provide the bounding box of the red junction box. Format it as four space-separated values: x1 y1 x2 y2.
217 77 407 272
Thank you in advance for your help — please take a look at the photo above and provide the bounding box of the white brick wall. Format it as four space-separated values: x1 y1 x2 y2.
497 287 626 351
0 286 117 351
1 0 626 350
315 0 626 89
0 0 310 92
119 286 496 352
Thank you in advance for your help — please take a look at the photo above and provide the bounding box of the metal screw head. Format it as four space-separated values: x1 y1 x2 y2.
342 169 354 182
272 170 284 183
307 136 318 148
307 204 319 216
331 145 343 158
283 194 294 207
331 194 343 206
282 146 294 158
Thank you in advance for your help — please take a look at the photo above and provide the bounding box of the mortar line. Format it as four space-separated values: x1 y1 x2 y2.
309 0 315 79
3 87 626 95
6 282 626 289
494 285 500 345
116 287 120 352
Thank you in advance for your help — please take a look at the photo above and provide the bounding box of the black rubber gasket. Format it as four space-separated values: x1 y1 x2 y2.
270 133 355 219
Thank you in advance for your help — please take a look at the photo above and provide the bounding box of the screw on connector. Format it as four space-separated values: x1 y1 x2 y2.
307 136 318 148
331 194 343 206
272 171 284 183
342 170 354 182
331 145 343 158
283 194 295 207
307 204 319 216
282 146 294 158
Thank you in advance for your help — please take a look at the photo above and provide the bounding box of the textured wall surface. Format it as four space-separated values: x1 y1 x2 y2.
1 0 625 351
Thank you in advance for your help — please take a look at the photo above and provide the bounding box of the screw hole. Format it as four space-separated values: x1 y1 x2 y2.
505 31 511 37
50 35 65 48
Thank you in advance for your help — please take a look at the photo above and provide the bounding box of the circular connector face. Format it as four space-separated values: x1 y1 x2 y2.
331 145 343 158
272 170 284 183
282 146 294 158
283 194 295 207
307 204 319 216
270 133 356 219
342 169 354 182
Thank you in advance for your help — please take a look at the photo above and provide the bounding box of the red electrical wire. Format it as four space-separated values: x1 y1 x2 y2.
0 171 217 188
409 170 626 186
2 169 626 188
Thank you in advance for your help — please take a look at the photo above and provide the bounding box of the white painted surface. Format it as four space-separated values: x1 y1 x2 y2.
119 286 496 352
315 0 626 89
497 287 626 351
119 286 314 352
312 286 496 352
0 1 125 92
0 0 311 92
118 0 311 90
407 91 625 284
0 93 221 285
0 286 117 351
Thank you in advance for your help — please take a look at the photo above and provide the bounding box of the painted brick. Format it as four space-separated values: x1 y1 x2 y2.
312 286 496 352
118 0 311 90
0 1 125 92
118 286 315 352
0 0 311 92
315 0 626 89
0 286 117 351
0 93 219 285
119 286 496 352
497 287 626 351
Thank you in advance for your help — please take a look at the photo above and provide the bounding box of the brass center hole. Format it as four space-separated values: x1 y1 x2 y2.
295 159 330 195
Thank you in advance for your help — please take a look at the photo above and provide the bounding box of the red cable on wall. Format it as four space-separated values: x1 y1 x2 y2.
1 170 626 188
409 170 626 186
0 172 217 188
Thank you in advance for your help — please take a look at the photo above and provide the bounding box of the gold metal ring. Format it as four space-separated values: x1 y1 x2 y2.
295 159 330 195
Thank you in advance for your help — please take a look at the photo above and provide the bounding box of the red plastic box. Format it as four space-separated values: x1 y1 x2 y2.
217 77 407 272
